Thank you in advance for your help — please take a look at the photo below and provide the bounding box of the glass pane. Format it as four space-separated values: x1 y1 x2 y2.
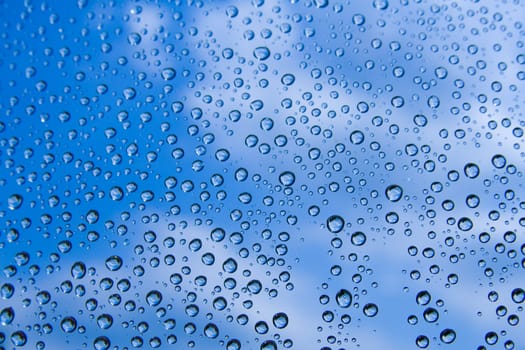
1 0 524 349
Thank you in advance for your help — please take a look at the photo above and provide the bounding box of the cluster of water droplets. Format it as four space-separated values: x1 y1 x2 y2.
1 0 524 349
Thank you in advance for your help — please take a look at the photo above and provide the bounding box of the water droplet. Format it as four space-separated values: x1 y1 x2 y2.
251 319 266 334
161 68 176 81
86 210 99 224
350 130 365 145
485 331 498 345
225 5 239 18
464 163 480 178
313 0 329 8
279 171 296 186
222 258 238 273
440 329 456 344
227 339 241 350
272 312 289 328
423 307 439 323
281 73 296 86
60 316 77 333
71 261 86 279
511 288 524 303
10 331 27 347
351 232 367 246
336 289 352 308
171 101 184 113
373 0 389 10
491 154 506 168
105 255 123 271
93 336 111 350
416 290 431 305
0 307 14 326
457 217 473 231
363 303 378 317
253 47 270 61
416 335 429 348
127 32 142 45
385 185 403 202
7 194 23 210
413 114 428 127
204 323 219 338
352 14 366 26
146 290 163 307
261 340 277 350
215 149 230 161
327 215 345 233
427 95 440 109
110 186 124 201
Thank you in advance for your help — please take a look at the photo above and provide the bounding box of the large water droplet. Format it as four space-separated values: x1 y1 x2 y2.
385 185 403 202
327 215 345 233
0 307 14 326
279 171 295 186
336 289 352 308
60 317 77 333
146 290 163 307
7 194 23 210
272 312 289 329
363 303 378 317
253 47 270 60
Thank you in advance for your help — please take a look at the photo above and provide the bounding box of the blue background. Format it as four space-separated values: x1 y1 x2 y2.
1 0 525 349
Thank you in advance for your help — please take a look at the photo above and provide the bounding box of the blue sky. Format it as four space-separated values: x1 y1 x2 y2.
1 0 524 349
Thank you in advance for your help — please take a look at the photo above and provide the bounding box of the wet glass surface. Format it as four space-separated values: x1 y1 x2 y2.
1 0 525 349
